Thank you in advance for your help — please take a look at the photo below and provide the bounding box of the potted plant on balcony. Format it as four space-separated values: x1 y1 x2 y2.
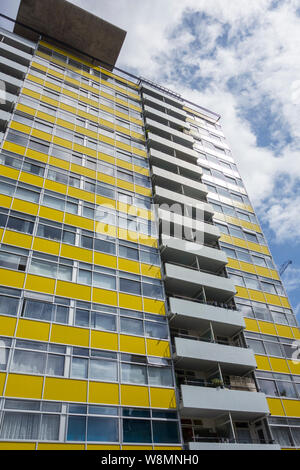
211 378 224 389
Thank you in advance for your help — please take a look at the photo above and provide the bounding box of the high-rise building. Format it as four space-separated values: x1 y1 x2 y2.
0 0 298 451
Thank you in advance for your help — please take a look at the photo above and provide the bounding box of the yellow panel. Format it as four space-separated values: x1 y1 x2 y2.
234 286 249 299
90 330 118 351
231 237 248 248
0 372 6 395
87 445 121 450
292 328 300 340
93 252 117 269
288 360 300 375
119 228 138 244
255 266 271 278
276 325 294 339
32 237 60 256
282 400 300 418
64 213 94 231
264 293 281 306
0 442 36 450
0 193 12 208
120 385 149 407
150 388 177 409
49 155 70 171
0 315 17 337
270 269 280 280
25 274 56 294
68 187 95 203
44 179 67 195
2 230 32 250
244 318 260 332
119 293 143 311
258 321 277 336
52 136 72 148
154 446 182 450
280 297 291 308
123 446 152 450
60 244 93 263
267 398 285 416
269 357 290 373
120 335 146 354
146 339 170 358
19 171 44 188
0 163 20 180
95 222 117 238
140 264 161 279
255 354 271 371
39 206 64 223
56 280 91 301
88 381 119 405
261 245 271 255
143 299 166 315
43 377 87 402
25 148 48 163
38 443 85 450
248 289 265 302
2 141 26 157
240 262 257 275
118 258 140 274
16 319 50 342
12 198 39 216
92 288 118 306
0 268 25 289
226 258 240 270
5 373 43 399
51 324 89 347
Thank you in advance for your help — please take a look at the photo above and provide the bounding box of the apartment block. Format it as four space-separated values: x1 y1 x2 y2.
0 0 298 450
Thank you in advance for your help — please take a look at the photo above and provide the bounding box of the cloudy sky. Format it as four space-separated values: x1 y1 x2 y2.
1 0 300 317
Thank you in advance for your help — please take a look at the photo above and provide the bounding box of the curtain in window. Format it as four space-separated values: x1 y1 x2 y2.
0 412 40 439
40 414 60 440
12 350 46 374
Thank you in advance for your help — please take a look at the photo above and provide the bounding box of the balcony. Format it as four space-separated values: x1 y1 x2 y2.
188 440 280 450
154 186 214 218
144 104 190 130
174 337 256 373
160 235 226 272
149 148 202 179
145 117 194 147
164 262 236 302
168 297 245 335
147 132 198 160
142 92 187 120
159 207 220 245
151 165 208 200
141 82 184 108
180 384 270 419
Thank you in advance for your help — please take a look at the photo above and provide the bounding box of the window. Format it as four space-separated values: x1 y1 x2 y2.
123 419 151 443
121 363 147 384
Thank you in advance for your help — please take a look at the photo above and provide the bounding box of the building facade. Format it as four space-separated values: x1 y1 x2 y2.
0 0 299 450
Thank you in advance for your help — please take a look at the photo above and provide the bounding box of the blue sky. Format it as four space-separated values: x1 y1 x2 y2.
1 0 300 318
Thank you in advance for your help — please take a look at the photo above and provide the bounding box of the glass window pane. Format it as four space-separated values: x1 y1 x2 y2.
152 421 180 444
71 357 88 378
90 359 118 381
92 312 116 332
0 412 40 439
40 414 60 440
148 367 173 387
23 299 54 322
67 416 86 441
12 349 46 374
94 238 116 255
123 419 151 443
93 273 116 290
0 295 19 316
120 317 143 336
120 278 141 296
46 355 65 376
87 417 118 442
121 363 147 384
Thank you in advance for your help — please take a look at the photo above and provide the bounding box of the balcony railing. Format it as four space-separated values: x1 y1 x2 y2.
168 292 237 311
172 331 246 349
177 376 257 392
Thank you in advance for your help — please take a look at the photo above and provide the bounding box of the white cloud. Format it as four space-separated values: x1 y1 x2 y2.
69 0 300 245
